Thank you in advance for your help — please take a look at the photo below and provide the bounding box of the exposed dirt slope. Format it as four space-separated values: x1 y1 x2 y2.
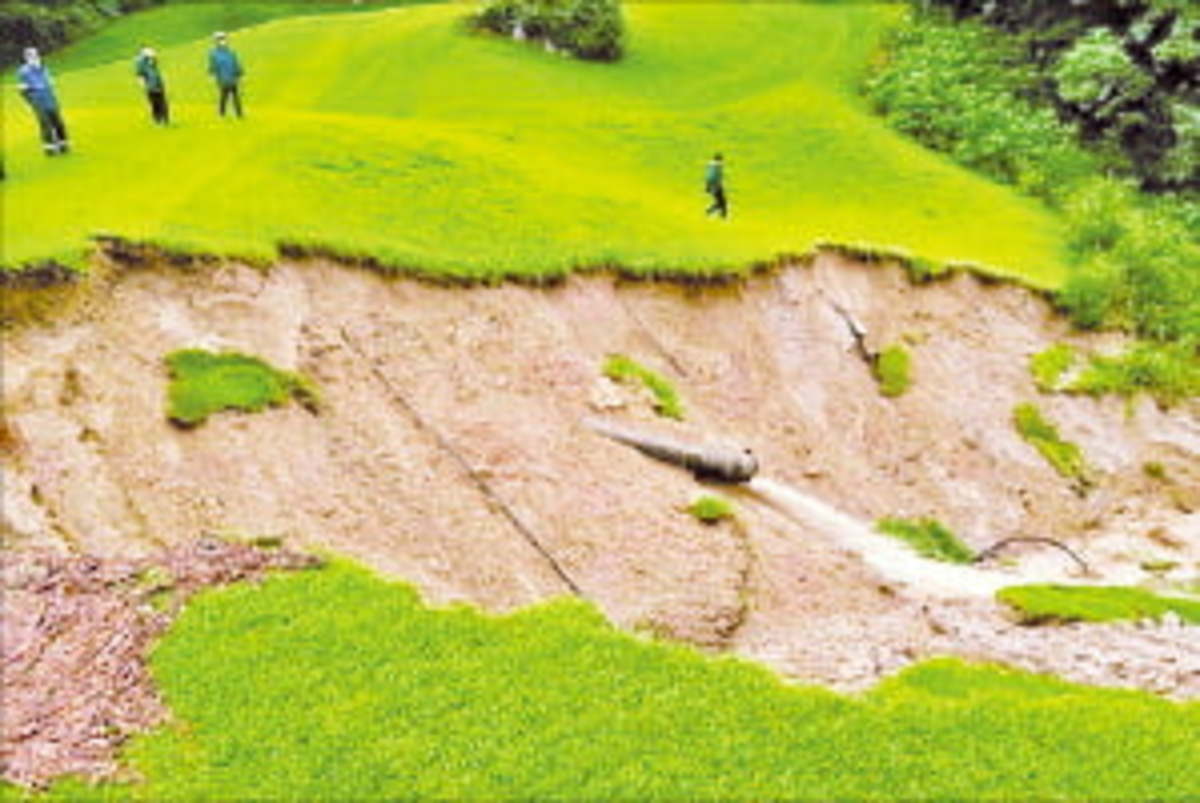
2 253 1198 725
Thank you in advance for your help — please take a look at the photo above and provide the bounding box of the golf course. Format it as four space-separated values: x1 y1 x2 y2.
2 0 1198 799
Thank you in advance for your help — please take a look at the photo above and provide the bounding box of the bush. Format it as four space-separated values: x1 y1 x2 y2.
876 516 975 564
474 0 623 61
865 14 1094 205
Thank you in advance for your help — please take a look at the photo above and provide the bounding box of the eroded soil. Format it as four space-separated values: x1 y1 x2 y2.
3 251 1198 786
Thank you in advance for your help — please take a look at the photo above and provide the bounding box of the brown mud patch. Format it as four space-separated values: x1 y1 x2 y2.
0 540 319 789
2 252 1198 784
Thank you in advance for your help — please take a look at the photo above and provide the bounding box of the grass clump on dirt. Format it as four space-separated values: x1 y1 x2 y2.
1029 343 1075 392
165 349 318 427
872 344 911 397
4 3 1068 283
28 561 1200 800
687 494 734 524
998 584 1200 626
1012 403 1089 484
1029 341 1199 407
603 354 683 420
876 516 974 564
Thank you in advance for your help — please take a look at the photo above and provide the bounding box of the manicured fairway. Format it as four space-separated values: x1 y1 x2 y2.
4 3 1068 284
24 561 1200 800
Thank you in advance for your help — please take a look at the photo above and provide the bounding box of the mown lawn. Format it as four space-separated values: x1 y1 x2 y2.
16 561 1199 800
4 3 1068 284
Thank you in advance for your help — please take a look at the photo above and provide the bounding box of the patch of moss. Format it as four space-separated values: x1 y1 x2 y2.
1012 403 1089 483
687 495 735 524
165 349 320 427
876 517 975 564
997 584 1200 625
1029 343 1076 392
603 354 684 420
873 344 912 397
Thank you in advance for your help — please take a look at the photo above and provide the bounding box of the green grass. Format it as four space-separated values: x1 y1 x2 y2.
43 2 432 75
998 584 1200 625
1029 343 1075 392
4 3 1069 283
687 494 734 524
1071 342 1200 407
875 516 975 564
1012 402 1089 483
14 560 1198 800
165 348 317 426
873 343 911 397
603 353 683 419
1030 341 1199 405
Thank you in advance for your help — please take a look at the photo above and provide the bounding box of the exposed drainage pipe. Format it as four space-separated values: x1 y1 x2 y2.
584 417 758 483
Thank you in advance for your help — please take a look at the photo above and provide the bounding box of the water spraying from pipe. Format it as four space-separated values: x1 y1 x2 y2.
745 477 1079 599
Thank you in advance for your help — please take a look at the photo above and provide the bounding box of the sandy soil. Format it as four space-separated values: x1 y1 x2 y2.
2 250 1198 785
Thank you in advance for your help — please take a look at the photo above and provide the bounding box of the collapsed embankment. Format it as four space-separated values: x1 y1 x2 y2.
3 249 1199 784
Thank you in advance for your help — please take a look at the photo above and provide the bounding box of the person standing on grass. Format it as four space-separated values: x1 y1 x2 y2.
135 46 170 125
705 152 727 218
15 47 69 156
208 31 244 118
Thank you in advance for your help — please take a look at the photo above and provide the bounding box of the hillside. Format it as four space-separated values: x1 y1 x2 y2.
5 3 1067 283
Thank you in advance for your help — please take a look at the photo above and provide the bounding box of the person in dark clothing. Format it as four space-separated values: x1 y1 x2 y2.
705 152 727 218
15 48 69 155
208 32 244 118
135 46 170 125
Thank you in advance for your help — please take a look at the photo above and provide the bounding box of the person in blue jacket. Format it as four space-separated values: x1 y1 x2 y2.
208 31 244 118
15 47 69 156
135 46 169 125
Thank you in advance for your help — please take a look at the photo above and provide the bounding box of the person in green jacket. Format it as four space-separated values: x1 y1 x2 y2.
208 31 244 118
134 46 169 125
705 152 727 218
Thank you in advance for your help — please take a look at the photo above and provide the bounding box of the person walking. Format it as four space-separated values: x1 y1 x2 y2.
135 46 170 125
208 31 244 118
15 47 69 156
705 152 727 218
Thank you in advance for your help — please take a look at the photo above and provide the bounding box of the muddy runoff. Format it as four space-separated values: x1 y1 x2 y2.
2 251 1199 785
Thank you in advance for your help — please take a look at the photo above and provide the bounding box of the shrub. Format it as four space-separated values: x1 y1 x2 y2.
687 494 734 524
602 354 684 420
997 584 1200 625
165 349 319 427
873 344 912 397
1012 402 1089 483
876 516 975 564
473 0 623 61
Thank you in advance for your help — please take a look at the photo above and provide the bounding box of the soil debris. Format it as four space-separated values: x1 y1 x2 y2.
0 540 319 789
